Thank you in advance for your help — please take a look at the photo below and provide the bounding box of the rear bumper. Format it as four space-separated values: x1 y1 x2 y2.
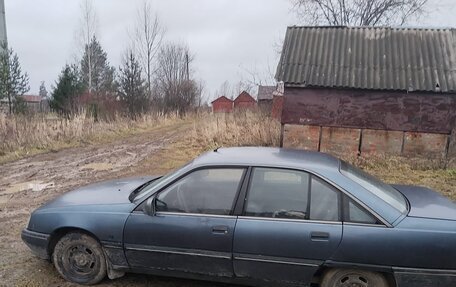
393 267 456 287
21 229 50 260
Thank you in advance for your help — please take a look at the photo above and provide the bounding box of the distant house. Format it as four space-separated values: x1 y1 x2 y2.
233 91 256 110
211 96 233 113
19 95 50 113
257 86 275 111
0 95 50 113
276 26 456 160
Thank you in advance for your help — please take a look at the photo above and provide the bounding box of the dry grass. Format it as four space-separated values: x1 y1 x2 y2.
133 110 282 177
1 110 454 200
346 154 456 200
191 111 281 151
0 112 184 163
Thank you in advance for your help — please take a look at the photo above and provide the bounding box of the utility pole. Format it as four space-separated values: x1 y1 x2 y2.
0 0 7 51
185 51 189 81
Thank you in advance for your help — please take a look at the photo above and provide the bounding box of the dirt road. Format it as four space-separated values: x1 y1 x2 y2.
0 123 235 287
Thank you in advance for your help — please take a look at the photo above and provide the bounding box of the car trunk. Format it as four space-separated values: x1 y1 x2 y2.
392 185 456 221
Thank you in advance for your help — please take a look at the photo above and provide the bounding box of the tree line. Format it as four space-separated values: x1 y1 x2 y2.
51 1 204 119
0 0 204 119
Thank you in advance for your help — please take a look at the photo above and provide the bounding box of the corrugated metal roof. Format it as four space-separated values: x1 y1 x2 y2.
257 86 275 100
276 26 456 93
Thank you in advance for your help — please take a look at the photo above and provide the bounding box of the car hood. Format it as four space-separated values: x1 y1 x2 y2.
393 184 456 221
40 176 159 209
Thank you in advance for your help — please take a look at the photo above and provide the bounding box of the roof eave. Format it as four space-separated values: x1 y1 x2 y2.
282 83 456 94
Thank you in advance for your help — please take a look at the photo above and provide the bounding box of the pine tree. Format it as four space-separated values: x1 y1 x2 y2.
80 37 117 119
80 36 116 96
50 64 84 116
39 81 48 98
0 43 30 114
118 50 148 118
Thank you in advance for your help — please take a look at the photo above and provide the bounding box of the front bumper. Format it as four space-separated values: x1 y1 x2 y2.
21 229 50 260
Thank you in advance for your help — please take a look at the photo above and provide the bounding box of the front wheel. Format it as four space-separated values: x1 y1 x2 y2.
52 232 107 285
321 269 389 287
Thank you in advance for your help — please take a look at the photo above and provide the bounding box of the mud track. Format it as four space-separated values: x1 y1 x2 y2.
0 123 236 287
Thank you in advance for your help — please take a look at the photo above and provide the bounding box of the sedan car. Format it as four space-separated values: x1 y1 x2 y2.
22 147 456 286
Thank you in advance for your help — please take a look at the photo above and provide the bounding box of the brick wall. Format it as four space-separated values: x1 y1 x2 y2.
212 101 233 113
448 129 456 167
283 125 320 150
320 127 361 156
403 132 448 158
271 95 283 120
282 124 453 160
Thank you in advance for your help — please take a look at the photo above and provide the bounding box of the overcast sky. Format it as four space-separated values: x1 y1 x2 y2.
4 0 456 101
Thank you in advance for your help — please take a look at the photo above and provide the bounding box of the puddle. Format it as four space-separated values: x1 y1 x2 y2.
1 181 55 196
80 162 115 171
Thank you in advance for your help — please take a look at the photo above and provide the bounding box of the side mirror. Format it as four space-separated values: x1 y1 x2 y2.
143 196 156 216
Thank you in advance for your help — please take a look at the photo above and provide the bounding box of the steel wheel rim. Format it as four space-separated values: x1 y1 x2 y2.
64 244 98 277
336 273 369 287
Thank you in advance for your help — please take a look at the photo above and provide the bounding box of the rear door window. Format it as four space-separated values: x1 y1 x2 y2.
310 177 340 221
345 198 379 224
245 168 310 219
244 168 341 222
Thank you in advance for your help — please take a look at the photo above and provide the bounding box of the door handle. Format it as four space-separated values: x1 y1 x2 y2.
311 231 330 241
212 225 229 234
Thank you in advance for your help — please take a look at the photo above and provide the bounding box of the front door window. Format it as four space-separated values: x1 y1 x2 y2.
156 168 245 215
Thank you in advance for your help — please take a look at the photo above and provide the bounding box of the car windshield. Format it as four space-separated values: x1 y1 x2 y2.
340 161 408 214
131 161 193 202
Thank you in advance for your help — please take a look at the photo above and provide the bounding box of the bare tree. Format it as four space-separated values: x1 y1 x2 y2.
239 62 276 89
292 0 429 26
78 0 98 92
215 80 254 100
134 1 164 98
216 81 234 99
154 43 201 114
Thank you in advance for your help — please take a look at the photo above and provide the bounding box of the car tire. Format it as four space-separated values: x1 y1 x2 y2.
321 268 389 287
52 232 107 285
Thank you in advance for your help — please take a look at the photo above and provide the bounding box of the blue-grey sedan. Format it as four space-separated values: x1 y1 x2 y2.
22 147 456 286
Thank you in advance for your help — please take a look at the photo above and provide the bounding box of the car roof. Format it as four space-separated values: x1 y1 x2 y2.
191 147 403 225
192 147 341 171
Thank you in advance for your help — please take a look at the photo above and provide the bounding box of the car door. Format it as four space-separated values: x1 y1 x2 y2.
233 167 343 285
124 167 246 277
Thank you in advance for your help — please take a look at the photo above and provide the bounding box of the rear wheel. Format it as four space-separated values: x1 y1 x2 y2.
321 269 389 287
52 232 106 285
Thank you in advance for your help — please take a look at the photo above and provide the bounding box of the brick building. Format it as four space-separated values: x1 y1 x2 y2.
20 95 50 113
275 26 456 161
211 96 233 113
233 91 256 110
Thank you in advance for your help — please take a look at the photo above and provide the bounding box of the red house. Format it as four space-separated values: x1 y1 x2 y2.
211 96 233 113
233 91 256 109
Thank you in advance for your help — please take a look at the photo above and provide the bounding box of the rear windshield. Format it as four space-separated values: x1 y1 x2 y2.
340 161 408 214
